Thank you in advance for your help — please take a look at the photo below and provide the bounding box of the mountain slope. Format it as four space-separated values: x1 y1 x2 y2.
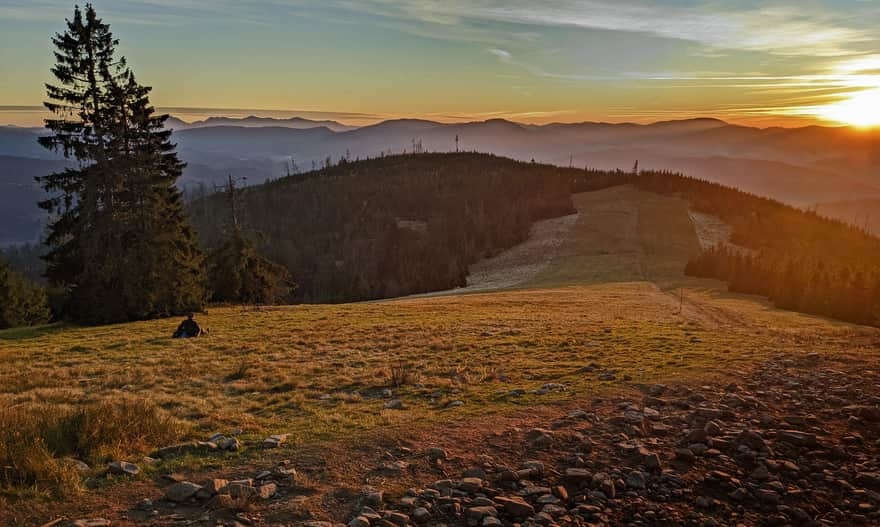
0 155 68 244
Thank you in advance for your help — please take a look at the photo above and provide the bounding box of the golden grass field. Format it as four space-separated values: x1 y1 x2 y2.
2 186 879 524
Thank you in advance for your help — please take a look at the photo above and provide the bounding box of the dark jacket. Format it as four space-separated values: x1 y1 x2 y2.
173 318 201 338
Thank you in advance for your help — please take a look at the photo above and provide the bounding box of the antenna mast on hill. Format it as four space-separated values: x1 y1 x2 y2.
455 134 460 153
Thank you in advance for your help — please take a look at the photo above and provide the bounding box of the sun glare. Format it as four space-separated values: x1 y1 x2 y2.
817 88 880 128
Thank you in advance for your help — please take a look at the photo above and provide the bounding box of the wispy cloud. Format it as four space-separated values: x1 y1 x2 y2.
348 0 875 58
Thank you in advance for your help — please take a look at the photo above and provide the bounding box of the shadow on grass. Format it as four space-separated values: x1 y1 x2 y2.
0 323 67 341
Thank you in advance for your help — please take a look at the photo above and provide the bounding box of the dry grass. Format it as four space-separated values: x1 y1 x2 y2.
0 399 185 496
1 286 874 471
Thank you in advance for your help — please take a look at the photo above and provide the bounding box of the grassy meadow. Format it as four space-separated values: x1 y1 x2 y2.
3 282 877 498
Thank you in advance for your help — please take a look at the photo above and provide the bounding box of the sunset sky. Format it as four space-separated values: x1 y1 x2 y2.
1 0 879 128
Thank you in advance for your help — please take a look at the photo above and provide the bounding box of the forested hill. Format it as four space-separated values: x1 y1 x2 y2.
189 153 578 302
632 171 880 325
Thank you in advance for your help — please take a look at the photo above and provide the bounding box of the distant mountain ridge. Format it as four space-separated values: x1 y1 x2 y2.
2 116 879 245
165 115 356 132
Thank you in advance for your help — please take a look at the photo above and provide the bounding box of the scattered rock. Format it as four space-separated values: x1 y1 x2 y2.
384 399 405 410
107 461 140 476
165 481 202 502
262 434 289 448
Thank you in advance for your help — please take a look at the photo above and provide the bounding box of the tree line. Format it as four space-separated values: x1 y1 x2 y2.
633 170 880 326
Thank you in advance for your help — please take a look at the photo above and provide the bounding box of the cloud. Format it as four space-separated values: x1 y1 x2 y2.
349 0 875 58
487 48 513 64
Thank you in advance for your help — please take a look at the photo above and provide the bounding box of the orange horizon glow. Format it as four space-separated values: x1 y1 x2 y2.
2 105 878 132
3 2 880 133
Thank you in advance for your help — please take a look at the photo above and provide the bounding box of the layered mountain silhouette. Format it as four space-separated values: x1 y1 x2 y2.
1 116 879 244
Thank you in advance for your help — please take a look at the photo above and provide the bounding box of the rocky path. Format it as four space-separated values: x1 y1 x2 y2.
62 350 880 527
336 353 880 527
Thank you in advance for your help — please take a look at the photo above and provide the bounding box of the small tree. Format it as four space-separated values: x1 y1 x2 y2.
206 176 294 304
0 259 50 329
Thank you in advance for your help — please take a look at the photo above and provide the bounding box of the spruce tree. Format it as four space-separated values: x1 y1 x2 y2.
38 4 119 290
206 176 293 304
39 4 206 323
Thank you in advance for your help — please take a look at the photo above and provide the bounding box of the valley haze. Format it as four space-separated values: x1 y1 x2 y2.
2 114 879 245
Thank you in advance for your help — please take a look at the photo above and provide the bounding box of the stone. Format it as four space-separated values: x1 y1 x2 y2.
165 481 202 502
465 506 498 520
153 442 200 458
63 458 91 474
197 479 229 499
855 472 880 490
552 485 568 501
649 384 667 396
362 487 384 507
426 447 448 460
380 460 408 474
412 507 431 523
626 471 647 489
227 482 258 499
525 428 555 448
495 496 535 517
729 487 750 502
686 428 709 444
385 512 410 526
459 477 484 493
776 430 819 448
384 399 405 410
704 420 723 436
675 448 696 462
533 511 555 525
736 430 767 451
564 467 592 483
522 460 545 474
217 437 241 451
349 517 370 527
639 447 662 470
258 483 277 499
107 461 140 476
262 433 289 448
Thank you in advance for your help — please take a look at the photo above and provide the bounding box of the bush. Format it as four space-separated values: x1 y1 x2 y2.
0 258 50 329
0 399 188 495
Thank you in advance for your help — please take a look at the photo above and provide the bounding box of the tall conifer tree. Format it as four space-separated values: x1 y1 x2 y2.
39 4 206 323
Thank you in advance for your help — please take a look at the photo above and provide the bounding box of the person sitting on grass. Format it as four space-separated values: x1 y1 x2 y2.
172 313 205 338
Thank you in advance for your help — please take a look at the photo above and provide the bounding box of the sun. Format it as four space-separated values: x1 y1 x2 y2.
817 88 880 128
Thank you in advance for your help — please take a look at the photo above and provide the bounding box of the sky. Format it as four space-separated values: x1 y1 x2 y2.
1 0 879 128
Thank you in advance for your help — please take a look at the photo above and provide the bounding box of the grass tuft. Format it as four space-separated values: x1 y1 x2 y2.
0 399 187 496
390 360 416 387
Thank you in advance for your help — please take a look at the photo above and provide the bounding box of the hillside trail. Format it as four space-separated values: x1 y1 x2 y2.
438 184 751 330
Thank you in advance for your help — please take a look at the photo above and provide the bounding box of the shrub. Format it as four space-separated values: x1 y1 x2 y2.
0 399 187 495
0 258 50 329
